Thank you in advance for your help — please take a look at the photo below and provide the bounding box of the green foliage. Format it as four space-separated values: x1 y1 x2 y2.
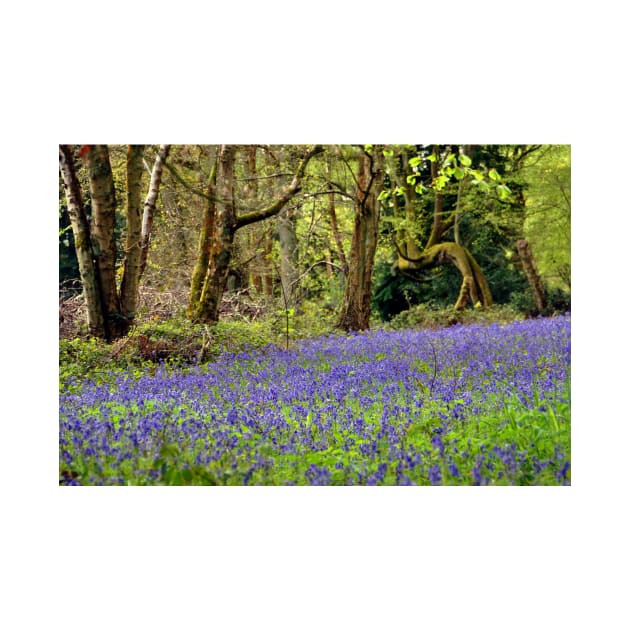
382 303 523 331
59 306 342 389
209 319 276 353
371 262 426 322
521 145 571 291
59 337 114 386
508 285 571 317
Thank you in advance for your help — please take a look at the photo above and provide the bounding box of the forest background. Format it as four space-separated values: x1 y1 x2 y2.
59 143 570 365
5 1 629 629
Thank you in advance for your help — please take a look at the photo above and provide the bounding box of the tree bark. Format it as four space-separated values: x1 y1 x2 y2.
194 144 238 323
139 144 171 277
262 230 274 296
119 145 145 322
516 238 547 313
59 145 106 338
243 146 263 292
398 241 493 310
84 144 122 340
325 157 349 277
337 147 384 331
187 156 217 316
278 205 300 310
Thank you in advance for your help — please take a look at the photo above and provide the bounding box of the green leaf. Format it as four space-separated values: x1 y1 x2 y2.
415 183 426 194
426 153 437 163
406 174 417 185
383 148 394 157
433 175 449 191
472 179 490 192
394 185 405 197
496 184 512 200
453 167 465 180
377 190 391 201
458 154 472 167
408 156 422 168
488 168 501 181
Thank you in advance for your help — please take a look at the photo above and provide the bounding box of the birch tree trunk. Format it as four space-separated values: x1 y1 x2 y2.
59 145 106 338
139 144 171 277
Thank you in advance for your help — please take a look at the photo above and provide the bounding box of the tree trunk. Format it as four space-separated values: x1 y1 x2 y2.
278 205 300 310
58 145 106 338
194 144 238 323
242 145 257 292
325 157 349 277
84 144 122 340
139 144 171 277
262 230 274 296
399 241 493 310
337 147 384 331
119 145 145 322
516 238 547 313
188 157 218 317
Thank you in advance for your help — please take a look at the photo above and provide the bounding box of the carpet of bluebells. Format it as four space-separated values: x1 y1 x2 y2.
59 315 570 485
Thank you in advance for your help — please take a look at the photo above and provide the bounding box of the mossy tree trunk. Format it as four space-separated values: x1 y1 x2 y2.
337 146 384 331
398 241 493 310
187 156 218 317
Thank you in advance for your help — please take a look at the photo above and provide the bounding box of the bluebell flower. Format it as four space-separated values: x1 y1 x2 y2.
428 464 442 485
